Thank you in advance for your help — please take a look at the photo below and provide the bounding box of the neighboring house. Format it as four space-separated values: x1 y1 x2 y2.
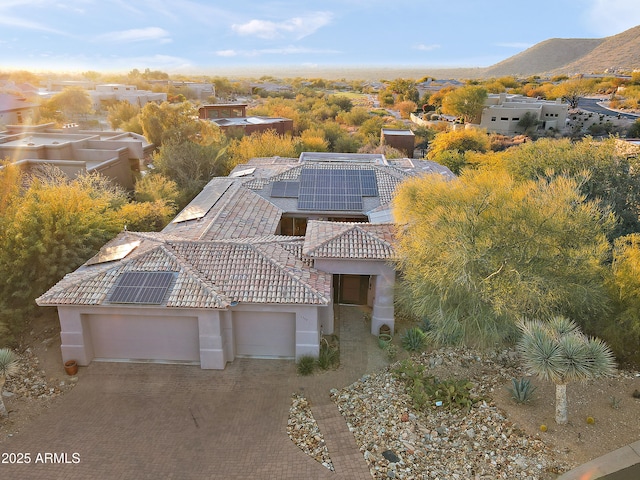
380 128 415 158
0 123 153 189
479 93 568 135
91 84 167 109
0 93 39 126
170 81 215 100
37 152 454 370
199 104 293 136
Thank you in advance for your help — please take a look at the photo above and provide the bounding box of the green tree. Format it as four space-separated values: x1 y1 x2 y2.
516 111 540 134
153 140 228 206
501 137 640 239
0 348 19 417
45 86 93 122
627 118 640 138
441 86 487 123
393 169 614 347
600 233 640 366
0 168 126 333
139 101 217 146
551 79 593 109
107 101 140 130
517 317 616 424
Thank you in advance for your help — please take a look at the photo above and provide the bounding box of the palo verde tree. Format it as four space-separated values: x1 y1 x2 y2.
0 166 127 335
41 86 93 124
501 137 640 239
393 169 614 348
517 317 616 424
440 85 488 124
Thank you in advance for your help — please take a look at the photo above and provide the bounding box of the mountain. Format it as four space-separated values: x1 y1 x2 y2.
482 25 640 77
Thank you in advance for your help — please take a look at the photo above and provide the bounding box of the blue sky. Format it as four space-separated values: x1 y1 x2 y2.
1 0 639 74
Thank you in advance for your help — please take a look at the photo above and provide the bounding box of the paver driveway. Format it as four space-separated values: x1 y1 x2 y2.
1 306 381 479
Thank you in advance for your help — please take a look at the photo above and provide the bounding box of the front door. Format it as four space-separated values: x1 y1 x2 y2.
337 274 369 305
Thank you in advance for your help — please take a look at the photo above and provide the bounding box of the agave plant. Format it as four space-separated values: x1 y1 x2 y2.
0 348 20 417
517 316 616 425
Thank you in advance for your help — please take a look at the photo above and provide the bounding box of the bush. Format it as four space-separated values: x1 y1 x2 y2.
317 342 339 370
401 327 426 352
297 355 316 376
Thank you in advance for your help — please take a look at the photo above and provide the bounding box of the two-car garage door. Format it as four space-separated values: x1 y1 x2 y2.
87 314 200 362
85 311 296 363
233 312 296 358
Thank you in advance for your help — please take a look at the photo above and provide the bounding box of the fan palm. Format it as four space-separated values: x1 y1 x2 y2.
0 348 20 417
517 316 616 424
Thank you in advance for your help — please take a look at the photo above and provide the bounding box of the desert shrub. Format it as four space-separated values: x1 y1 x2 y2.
401 327 427 352
297 355 316 376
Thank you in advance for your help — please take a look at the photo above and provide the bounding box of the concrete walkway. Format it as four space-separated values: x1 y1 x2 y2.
0 306 385 479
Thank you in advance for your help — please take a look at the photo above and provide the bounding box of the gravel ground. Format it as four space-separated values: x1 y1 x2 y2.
290 347 574 479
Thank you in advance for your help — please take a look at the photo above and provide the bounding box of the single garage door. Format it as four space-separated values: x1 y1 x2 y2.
87 314 200 362
234 312 296 358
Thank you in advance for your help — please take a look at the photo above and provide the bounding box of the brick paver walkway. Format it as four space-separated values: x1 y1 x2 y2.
0 306 385 479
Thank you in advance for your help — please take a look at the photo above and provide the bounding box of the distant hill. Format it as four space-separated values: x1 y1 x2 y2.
201 26 640 81
483 25 640 77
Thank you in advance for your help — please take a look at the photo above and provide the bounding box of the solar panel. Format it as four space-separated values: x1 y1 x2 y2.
298 168 378 211
270 181 300 198
86 240 141 266
172 179 233 223
360 170 378 196
109 271 175 304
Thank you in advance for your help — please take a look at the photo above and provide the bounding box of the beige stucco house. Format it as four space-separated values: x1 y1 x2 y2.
479 93 568 135
0 123 153 190
37 153 454 369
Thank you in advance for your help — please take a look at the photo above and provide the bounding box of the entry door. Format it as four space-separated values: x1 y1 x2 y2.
339 275 369 304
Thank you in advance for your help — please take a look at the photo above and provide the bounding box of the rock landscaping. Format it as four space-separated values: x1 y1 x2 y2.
290 347 576 479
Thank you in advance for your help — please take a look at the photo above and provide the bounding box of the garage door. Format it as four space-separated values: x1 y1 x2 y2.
87 314 200 362
234 312 296 358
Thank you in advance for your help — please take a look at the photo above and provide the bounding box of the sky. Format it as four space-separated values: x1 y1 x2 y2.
1 0 640 74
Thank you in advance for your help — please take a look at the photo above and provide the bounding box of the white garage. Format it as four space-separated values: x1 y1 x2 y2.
87 314 200 363
233 312 296 358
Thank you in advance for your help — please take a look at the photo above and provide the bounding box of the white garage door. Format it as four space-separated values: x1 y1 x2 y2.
87 314 200 362
234 312 296 358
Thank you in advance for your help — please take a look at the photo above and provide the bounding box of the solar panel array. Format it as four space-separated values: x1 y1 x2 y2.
109 271 175 304
297 168 378 211
270 181 300 198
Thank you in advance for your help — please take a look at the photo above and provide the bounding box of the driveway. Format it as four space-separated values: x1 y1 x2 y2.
0 306 381 479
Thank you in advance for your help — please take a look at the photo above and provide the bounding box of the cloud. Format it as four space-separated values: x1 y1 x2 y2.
232 11 333 40
216 49 238 57
0 14 66 35
216 45 340 57
583 0 640 36
97 27 172 44
414 44 440 52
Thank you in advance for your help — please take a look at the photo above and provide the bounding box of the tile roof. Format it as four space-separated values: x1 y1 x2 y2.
37 232 330 308
38 153 449 311
303 221 396 260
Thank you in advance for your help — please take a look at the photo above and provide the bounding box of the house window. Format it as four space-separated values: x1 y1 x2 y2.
16 111 22 124
501 117 508 121
279 216 308 236
491 117 496 121
512 117 519 121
